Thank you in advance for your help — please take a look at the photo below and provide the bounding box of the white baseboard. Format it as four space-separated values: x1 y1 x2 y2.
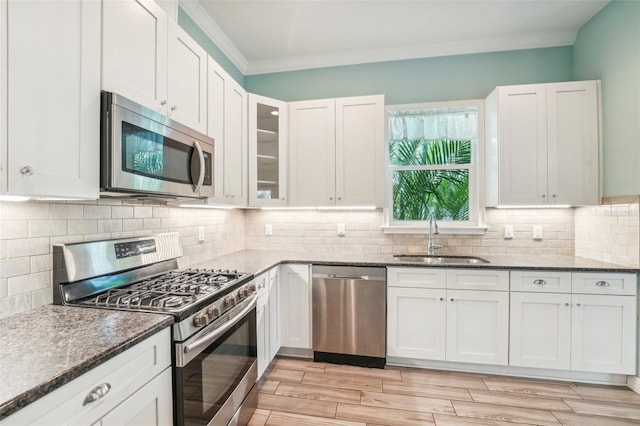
627 376 640 394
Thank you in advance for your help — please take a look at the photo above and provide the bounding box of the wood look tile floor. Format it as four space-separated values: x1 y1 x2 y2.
248 357 640 426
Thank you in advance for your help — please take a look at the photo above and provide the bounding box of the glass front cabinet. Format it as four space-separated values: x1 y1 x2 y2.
248 94 288 206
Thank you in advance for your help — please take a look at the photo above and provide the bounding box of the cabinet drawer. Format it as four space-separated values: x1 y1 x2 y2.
510 270 572 293
572 272 637 296
447 269 509 291
2 328 171 426
387 267 446 289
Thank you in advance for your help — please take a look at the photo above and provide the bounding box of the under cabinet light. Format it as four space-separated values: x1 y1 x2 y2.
261 206 377 211
0 195 30 202
177 204 235 210
494 205 572 209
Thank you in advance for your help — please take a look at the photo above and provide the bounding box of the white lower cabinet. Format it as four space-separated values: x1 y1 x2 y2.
387 268 509 366
279 264 311 350
445 290 509 365
571 294 636 374
256 266 282 378
1 328 172 426
510 292 572 370
387 287 446 360
509 271 637 375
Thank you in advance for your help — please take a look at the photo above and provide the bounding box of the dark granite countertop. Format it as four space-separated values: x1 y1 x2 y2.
193 250 639 277
0 305 173 420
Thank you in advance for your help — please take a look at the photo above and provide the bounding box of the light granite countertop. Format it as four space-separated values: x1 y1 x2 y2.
0 305 173 420
193 250 640 277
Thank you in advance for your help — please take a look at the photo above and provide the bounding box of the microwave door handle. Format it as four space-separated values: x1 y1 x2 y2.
190 141 205 193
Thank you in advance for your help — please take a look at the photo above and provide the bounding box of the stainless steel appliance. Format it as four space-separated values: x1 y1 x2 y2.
311 265 386 368
53 233 257 426
100 91 214 200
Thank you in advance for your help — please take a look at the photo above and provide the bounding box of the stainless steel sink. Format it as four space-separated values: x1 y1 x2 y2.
392 254 490 265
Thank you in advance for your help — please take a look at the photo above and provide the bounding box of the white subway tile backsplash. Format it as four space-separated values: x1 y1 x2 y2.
134 206 153 219
29 219 67 238
0 293 31 318
111 206 134 219
30 254 52 273
8 272 50 295
0 220 29 239
68 219 97 235
83 205 112 219
97 219 123 233
0 257 31 279
49 204 83 220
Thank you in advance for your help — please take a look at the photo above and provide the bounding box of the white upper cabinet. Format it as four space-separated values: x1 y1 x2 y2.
102 0 168 113
335 96 385 206
249 94 289 207
289 95 384 207
485 81 600 206
206 58 248 206
102 0 207 133
289 99 336 206
167 23 207 133
1 0 101 198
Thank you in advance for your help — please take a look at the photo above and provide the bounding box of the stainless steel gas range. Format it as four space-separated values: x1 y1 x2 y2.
53 233 257 426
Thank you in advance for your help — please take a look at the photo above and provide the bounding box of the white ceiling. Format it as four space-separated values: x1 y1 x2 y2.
180 0 610 76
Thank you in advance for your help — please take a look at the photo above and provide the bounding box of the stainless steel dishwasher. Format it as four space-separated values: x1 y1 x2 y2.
312 265 386 368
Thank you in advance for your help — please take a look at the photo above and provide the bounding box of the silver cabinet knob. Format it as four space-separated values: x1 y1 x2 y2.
564 302 570 306
160 100 167 106
533 279 547 285
595 281 610 287
20 166 34 176
171 105 178 111
552 194 557 198
541 194 546 198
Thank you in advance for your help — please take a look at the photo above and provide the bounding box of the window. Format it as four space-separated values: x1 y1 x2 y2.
384 100 485 233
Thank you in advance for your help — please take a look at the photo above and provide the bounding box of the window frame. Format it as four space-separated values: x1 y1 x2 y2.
383 99 486 234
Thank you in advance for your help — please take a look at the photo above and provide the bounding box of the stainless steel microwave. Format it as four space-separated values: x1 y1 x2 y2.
100 91 214 199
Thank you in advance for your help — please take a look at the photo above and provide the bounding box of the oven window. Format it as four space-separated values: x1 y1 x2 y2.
122 121 193 184
179 310 257 426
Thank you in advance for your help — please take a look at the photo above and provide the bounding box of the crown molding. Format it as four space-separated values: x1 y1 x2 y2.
244 30 577 75
179 0 249 74
178 2 577 77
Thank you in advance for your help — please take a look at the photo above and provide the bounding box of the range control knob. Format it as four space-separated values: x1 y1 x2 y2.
206 306 221 320
228 295 237 306
193 313 209 327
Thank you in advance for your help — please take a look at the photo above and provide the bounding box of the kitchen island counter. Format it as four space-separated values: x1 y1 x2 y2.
0 305 173 420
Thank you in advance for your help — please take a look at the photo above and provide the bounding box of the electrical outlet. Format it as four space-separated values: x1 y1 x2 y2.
533 225 543 240
504 224 514 239
198 226 205 242
265 224 273 236
337 223 346 236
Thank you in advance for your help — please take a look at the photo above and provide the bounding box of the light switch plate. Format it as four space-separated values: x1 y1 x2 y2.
198 226 205 242
337 223 346 236
504 224 514 239
265 224 273 236
533 225 543 240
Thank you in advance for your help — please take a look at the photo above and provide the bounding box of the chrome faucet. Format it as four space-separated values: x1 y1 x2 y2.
428 217 442 255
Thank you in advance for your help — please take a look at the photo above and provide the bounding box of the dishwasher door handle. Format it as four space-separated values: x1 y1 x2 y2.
313 273 376 280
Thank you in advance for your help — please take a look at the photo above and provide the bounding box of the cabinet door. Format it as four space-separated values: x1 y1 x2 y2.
335 95 384 207
4 0 100 198
571 294 636 374
387 287 446 360
279 264 310 349
509 292 571 370
268 267 281 360
224 79 248 205
100 368 173 426
102 0 168 113
249 94 289 206
546 81 599 205
289 99 336 206
497 84 548 205
167 22 207 133
446 290 509 365
206 57 227 203
256 295 270 378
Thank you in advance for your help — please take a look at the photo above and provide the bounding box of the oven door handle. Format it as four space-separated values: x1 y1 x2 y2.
183 295 257 357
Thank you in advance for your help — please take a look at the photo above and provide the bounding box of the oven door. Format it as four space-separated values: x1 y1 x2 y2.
175 296 258 426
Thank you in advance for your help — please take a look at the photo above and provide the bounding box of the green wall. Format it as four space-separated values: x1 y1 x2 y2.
244 47 573 104
573 0 640 198
178 7 245 86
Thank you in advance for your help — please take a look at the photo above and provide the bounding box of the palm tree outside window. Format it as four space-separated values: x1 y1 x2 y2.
385 100 484 232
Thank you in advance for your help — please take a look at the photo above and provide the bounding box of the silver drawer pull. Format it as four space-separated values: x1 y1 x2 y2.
83 383 111 406
533 279 547 285
595 281 610 287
